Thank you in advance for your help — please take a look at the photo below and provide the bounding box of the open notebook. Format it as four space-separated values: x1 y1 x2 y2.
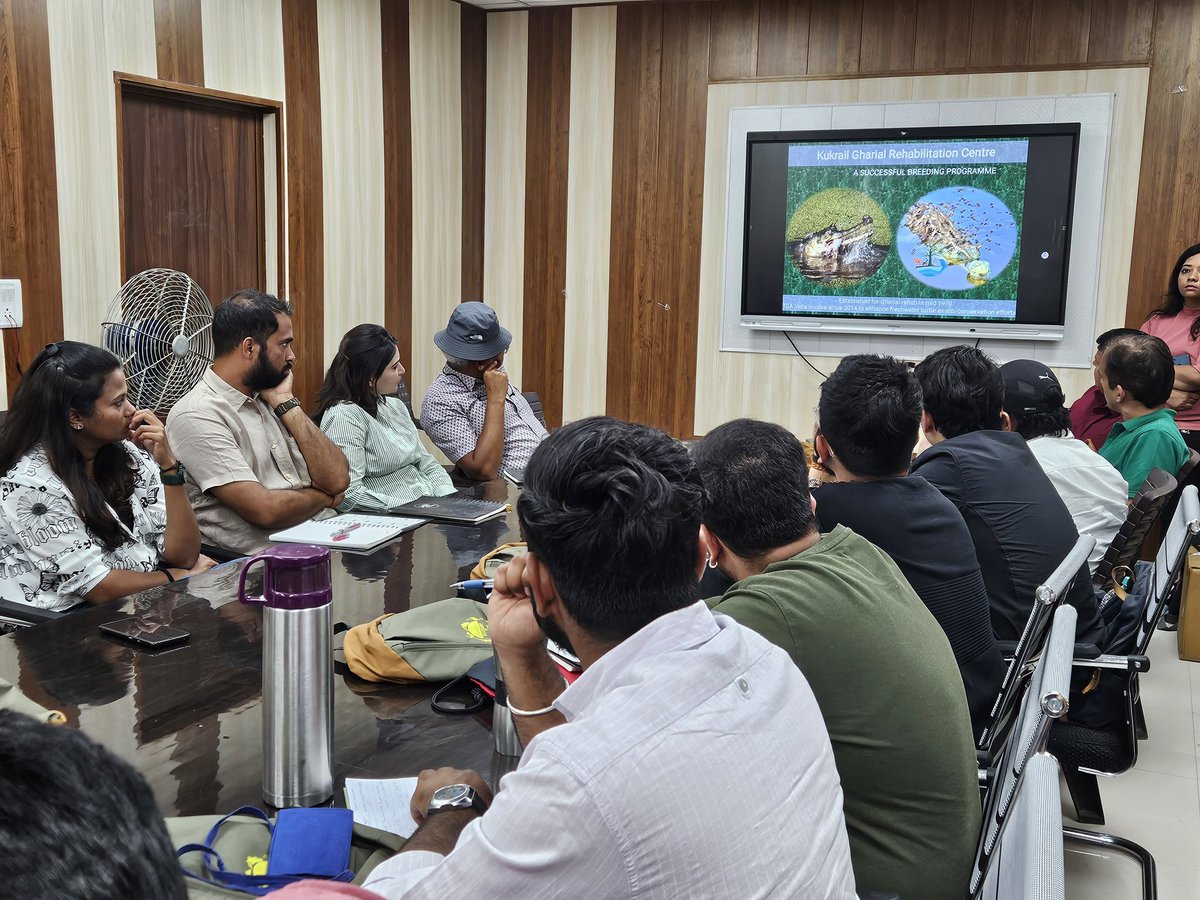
270 514 425 551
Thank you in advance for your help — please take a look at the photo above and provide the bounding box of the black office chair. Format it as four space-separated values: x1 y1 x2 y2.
1051 485 1200 830
397 377 419 429
976 534 1094 767
1092 468 1176 590
0 598 65 632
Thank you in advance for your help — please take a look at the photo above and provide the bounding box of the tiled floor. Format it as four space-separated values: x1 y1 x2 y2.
1064 632 1200 899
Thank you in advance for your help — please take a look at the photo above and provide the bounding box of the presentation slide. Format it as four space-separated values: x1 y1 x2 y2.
781 138 1029 321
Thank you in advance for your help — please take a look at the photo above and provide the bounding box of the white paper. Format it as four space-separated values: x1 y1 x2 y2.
344 776 421 838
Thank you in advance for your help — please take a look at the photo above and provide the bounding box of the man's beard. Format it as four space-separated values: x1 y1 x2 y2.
247 352 290 391
531 597 576 658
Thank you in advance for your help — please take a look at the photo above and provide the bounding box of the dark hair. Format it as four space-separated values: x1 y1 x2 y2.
212 290 292 357
1104 333 1174 408
914 345 1004 439
818 355 922 476
0 710 186 898
0 342 137 552
1096 327 1144 351
314 325 399 422
692 418 818 558
1006 401 1073 441
1148 242 1200 341
518 417 703 642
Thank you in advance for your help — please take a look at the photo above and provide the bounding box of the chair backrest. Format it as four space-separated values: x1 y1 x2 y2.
1177 448 1200 485
522 391 547 428
977 752 1064 900
977 534 1094 754
1135 484 1200 653
396 378 418 427
1092 468 1176 587
971 604 1076 897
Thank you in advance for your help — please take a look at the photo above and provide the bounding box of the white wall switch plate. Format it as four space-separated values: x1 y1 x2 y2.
0 280 22 328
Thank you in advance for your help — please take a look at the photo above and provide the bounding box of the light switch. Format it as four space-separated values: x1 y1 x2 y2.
0 280 22 329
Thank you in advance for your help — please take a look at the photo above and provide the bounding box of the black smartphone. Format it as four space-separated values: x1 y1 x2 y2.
99 617 191 649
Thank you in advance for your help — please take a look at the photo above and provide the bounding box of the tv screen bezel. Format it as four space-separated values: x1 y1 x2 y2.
739 122 1081 342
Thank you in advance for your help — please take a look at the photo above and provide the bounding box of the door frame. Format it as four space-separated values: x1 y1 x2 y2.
113 72 285 298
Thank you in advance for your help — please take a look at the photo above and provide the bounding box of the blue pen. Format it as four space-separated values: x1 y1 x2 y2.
451 578 494 590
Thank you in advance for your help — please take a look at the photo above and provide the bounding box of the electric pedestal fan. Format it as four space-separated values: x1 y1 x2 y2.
100 268 214 417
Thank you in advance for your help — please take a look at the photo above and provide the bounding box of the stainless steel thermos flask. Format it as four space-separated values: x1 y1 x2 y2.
238 544 334 807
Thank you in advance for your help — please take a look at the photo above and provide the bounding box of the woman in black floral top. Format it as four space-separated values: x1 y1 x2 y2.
0 342 214 610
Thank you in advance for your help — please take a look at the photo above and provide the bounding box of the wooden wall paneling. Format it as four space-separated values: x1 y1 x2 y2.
755 0 809 79
281 0 323 410
858 3 916 75
381 0 413 369
48 0 155 352
1087 0 1153 64
708 0 757 82
805 2 861 76
482 11 527 389
154 0 205 85
408 0 463 410
607 3 663 424
317 0 385 367
200 0 286 100
1126 1 1200 328
0 0 63 401
967 0 1032 70
461 2 486 302
1026 0 1091 68
563 5 616 423
1087 67 1149 338
912 0 971 71
521 8 571 429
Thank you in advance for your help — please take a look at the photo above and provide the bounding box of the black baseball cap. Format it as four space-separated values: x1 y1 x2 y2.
1000 359 1064 415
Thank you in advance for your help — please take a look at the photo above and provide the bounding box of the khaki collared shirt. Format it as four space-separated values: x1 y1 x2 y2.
167 368 333 554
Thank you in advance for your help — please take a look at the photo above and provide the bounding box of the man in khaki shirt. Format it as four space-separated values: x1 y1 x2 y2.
167 291 349 555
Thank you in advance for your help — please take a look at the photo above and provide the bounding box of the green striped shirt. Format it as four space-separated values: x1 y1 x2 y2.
320 398 455 512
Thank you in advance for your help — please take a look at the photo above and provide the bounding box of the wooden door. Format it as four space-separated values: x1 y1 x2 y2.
120 84 268 308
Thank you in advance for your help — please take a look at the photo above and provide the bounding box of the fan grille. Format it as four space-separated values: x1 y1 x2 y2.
101 268 214 417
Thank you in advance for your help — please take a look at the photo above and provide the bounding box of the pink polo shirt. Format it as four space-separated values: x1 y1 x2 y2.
1142 308 1200 430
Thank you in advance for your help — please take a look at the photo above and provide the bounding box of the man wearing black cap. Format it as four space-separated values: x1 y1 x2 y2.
1000 359 1128 576
420 302 548 480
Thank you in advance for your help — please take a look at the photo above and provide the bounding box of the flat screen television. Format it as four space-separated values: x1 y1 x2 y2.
739 123 1080 341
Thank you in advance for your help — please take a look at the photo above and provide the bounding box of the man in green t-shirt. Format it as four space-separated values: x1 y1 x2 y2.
693 419 980 900
1098 332 1189 498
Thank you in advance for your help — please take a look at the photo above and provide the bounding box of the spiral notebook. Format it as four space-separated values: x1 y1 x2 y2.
269 513 425 551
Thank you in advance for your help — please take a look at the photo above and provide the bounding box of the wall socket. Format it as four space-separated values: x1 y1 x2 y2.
0 279 22 328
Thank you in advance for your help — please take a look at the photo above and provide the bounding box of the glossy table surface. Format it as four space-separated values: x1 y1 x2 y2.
0 478 522 817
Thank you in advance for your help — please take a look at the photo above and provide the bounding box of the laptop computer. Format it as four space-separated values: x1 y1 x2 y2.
389 493 508 525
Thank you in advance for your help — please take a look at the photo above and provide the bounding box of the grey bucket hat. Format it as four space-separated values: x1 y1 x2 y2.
433 302 512 361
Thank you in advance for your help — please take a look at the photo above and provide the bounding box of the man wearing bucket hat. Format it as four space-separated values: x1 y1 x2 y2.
420 302 548 480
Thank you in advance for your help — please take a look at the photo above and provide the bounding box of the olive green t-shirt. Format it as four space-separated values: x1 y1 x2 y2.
709 525 980 900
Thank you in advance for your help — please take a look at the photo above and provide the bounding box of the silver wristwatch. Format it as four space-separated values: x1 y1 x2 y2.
426 783 488 817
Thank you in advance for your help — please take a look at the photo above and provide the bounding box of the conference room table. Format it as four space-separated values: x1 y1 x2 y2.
0 477 522 818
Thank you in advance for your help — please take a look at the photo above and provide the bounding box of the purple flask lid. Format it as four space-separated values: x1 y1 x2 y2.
237 544 333 610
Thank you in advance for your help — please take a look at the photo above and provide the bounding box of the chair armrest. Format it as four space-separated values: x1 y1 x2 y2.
1074 642 1102 660
0 598 64 626
1072 653 1151 673
996 639 1017 656
859 893 903 900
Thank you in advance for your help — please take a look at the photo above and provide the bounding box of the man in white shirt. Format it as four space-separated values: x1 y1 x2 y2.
1001 359 1128 574
280 417 857 900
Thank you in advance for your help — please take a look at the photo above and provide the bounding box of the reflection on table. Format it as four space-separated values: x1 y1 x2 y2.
0 479 522 817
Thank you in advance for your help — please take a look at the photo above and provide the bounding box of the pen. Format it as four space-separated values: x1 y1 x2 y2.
451 579 494 590
332 523 363 542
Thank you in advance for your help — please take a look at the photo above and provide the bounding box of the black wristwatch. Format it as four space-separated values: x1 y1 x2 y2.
273 397 302 418
160 462 187 486
426 784 488 817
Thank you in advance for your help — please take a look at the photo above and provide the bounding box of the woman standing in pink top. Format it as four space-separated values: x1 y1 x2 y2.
1142 242 1200 454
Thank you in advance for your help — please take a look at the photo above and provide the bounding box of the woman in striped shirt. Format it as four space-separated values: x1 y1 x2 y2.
315 325 454 511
